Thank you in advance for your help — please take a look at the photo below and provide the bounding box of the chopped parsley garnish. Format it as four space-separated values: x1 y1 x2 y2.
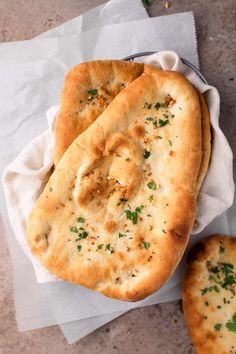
120 197 128 203
49 187 53 192
70 226 78 233
145 102 152 109
105 89 111 96
157 136 163 139
158 119 169 127
178 106 182 110
217 305 222 309
155 102 161 110
77 245 82 252
162 229 167 234
119 232 126 238
146 117 153 121
201 285 219 295
135 205 144 212
214 323 222 331
105 243 113 254
219 243 225 254
168 140 172 146
117 197 128 206
205 261 236 294
76 231 88 241
98 244 103 250
77 217 85 223
226 313 236 332
149 195 154 202
125 206 143 225
147 181 156 190
143 150 151 159
143 241 150 249
171 114 175 118
87 89 98 95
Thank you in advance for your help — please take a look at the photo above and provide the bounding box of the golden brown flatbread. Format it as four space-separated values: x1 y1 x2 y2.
27 68 202 301
183 235 236 354
53 60 144 165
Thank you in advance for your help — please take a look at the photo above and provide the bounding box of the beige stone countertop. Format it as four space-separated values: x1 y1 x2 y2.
0 0 235 353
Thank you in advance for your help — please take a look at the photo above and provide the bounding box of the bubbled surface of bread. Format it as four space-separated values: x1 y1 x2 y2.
27 67 202 301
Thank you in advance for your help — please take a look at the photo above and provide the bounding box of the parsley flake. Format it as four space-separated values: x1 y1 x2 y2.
143 241 150 249
125 206 143 224
226 313 236 332
76 231 88 241
147 181 156 190
155 102 161 110
158 119 169 127
87 89 98 95
119 232 126 238
70 226 78 233
77 245 82 252
49 187 53 192
168 140 172 146
149 195 154 202
219 243 225 254
77 217 85 223
98 244 103 250
143 150 151 159
214 323 222 331
105 243 113 254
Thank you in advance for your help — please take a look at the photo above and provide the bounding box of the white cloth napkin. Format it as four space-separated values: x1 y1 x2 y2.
3 51 234 284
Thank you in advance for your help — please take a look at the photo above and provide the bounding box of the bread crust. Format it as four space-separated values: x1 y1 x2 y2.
27 68 202 301
195 92 211 195
183 235 236 354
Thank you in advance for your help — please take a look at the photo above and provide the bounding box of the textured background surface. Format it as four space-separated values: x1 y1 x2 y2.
0 0 235 353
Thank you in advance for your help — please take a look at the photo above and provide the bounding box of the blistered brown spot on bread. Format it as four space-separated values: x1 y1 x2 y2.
104 220 117 233
130 124 145 139
163 94 176 107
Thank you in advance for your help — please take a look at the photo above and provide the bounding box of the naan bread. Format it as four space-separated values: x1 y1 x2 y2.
54 60 144 165
27 68 202 301
183 235 236 354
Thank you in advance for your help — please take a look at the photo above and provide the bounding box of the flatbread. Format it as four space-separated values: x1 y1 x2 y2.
195 93 211 195
27 68 202 301
54 60 144 165
183 235 236 354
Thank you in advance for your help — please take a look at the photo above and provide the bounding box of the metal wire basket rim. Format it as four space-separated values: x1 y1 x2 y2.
123 51 207 85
